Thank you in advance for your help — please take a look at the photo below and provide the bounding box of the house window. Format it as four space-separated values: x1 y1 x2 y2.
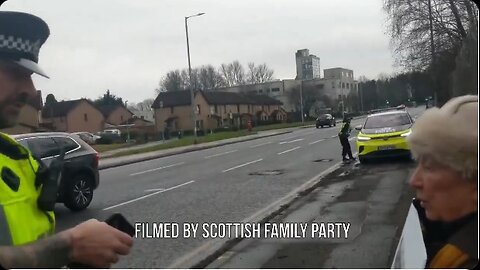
84 113 88 121
332 81 335 88
342 82 345 89
224 105 227 112
258 90 263 93
346 83 350 89
237 104 240 113
214 105 218 113
170 107 174 114
271 88 280 92
317 84 324 90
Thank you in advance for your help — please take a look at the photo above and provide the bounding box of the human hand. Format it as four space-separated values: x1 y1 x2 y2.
67 219 133 268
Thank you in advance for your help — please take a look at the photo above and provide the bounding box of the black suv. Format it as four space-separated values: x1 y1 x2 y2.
13 132 100 211
316 114 336 128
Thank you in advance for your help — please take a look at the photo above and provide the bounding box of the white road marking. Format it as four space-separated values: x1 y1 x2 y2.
331 135 337 138
309 139 326 145
144 188 165 192
279 138 304 144
249 141 272 148
222 158 263 173
277 146 301 155
103 180 195 211
204 150 238 159
130 162 185 176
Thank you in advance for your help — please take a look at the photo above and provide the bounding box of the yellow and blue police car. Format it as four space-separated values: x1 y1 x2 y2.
355 109 414 163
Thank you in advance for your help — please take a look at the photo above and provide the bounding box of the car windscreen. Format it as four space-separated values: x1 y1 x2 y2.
364 113 411 129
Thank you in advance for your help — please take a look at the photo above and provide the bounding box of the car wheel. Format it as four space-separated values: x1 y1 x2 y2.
316 125 319 129
334 122 336 126
64 174 94 211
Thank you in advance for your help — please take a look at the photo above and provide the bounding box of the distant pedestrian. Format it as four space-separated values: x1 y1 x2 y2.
338 116 355 161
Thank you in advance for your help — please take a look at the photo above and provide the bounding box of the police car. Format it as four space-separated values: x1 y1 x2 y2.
355 108 414 163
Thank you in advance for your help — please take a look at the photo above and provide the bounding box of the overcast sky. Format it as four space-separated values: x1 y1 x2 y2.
3 0 398 104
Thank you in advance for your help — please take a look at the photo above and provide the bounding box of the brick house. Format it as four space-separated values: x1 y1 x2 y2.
152 90 285 133
98 104 134 127
0 90 43 135
41 99 105 133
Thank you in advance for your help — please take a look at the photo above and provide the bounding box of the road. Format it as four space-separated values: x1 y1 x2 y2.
55 107 424 268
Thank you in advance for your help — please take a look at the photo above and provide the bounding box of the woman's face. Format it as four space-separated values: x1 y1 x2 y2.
409 156 477 222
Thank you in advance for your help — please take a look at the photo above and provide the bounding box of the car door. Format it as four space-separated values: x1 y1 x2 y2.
23 137 61 167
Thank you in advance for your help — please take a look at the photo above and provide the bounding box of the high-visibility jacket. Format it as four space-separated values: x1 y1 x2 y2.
0 132 55 245
338 121 351 137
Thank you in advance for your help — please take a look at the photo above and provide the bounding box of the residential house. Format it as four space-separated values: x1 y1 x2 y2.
41 99 105 133
152 90 285 133
98 104 134 127
0 90 43 135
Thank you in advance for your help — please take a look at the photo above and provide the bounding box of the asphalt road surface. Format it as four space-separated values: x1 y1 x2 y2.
55 107 424 268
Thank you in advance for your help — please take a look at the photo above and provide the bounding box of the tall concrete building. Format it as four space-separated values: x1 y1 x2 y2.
295 49 320 80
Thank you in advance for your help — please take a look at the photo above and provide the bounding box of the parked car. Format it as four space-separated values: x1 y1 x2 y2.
13 132 100 211
316 114 336 128
97 129 122 144
73 132 101 145
355 110 414 163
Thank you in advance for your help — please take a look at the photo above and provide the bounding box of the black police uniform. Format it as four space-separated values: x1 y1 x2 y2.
338 119 354 161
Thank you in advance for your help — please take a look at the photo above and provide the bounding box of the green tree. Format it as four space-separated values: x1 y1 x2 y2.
44 93 57 108
93 90 124 107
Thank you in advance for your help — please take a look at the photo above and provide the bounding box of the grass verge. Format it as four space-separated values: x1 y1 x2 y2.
108 130 257 158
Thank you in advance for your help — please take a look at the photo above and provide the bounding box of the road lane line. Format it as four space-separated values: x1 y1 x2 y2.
144 188 165 192
103 180 195 211
277 146 301 155
204 150 238 159
249 141 272 148
309 139 325 145
222 158 263 173
331 135 337 138
279 138 304 144
130 162 185 176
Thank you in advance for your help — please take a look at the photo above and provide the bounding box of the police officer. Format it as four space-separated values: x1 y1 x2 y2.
0 10 132 268
338 115 355 162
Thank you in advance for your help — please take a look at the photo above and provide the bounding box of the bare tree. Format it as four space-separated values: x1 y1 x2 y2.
220 61 245 86
383 0 478 103
247 62 275 84
383 0 472 70
198 65 226 90
135 99 154 111
155 70 186 93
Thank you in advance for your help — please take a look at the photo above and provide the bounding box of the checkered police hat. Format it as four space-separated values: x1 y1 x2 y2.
0 11 50 78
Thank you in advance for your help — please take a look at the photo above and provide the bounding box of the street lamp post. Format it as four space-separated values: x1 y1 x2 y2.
185 12 205 143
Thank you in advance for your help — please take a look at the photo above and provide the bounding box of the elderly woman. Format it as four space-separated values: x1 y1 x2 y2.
407 95 478 268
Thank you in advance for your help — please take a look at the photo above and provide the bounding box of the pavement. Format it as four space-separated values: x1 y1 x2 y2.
203 159 416 268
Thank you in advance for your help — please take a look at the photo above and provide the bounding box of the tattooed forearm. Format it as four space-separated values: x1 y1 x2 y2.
0 231 72 269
